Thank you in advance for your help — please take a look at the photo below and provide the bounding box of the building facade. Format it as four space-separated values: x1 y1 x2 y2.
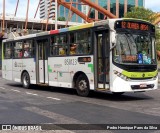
40 0 56 19
58 0 82 22
40 0 144 22
83 0 144 21
58 0 144 22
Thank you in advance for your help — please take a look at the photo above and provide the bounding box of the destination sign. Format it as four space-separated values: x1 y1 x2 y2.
115 20 155 32
122 55 137 63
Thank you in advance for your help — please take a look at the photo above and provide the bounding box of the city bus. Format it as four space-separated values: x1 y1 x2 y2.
2 18 158 96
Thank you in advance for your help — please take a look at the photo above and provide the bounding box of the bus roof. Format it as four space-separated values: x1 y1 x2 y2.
3 18 154 43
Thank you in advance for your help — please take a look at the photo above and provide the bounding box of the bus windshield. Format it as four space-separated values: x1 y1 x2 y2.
113 33 156 65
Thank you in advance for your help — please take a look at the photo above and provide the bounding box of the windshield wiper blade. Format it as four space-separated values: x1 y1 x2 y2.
123 29 136 44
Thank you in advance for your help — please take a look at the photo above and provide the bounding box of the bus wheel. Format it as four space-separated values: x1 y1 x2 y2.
76 74 90 97
22 72 30 89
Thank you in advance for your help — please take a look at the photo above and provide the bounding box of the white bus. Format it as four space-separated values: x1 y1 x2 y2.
2 18 158 96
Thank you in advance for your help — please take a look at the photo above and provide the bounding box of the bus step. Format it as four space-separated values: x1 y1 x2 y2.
96 88 109 91
37 83 49 86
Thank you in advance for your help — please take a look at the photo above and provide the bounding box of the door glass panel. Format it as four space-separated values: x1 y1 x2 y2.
97 34 104 83
37 39 48 83
97 32 109 85
38 40 47 60
38 43 43 60
44 41 48 60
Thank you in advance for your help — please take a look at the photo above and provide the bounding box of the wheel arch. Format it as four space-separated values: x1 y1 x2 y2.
73 71 90 89
21 70 30 82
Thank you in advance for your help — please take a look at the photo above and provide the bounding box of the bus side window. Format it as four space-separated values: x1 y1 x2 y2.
69 32 77 55
4 43 12 59
23 40 33 58
76 30 91 55
59 46 65 55
50 36 59 56
70 44 77 55
13 41 23 58
58 34 67 56
69 32 75 44
50 35 68 56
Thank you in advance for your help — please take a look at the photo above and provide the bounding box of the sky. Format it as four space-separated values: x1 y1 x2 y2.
145 0 160 12
0 0 39 18
0 0 159 19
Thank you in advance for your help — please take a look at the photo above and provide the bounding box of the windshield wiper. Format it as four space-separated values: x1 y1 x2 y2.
123 29 137 45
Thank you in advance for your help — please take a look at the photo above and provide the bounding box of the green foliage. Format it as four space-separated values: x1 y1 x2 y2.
57 17 66 21
156 26 160 51
124 7 156 23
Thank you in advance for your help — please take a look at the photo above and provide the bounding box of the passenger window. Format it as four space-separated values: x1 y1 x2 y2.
69 30 91 55
50 34 68 56
4 43 12 59
23 40 34 58
13 41 23 58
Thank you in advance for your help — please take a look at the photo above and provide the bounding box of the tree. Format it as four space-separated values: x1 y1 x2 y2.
124 7 156 23
156 26 160 51
57 17 66 21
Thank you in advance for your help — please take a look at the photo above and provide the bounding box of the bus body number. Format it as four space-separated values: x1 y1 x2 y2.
65 59 77 65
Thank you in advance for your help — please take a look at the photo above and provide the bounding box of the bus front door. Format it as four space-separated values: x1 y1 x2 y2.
36 39 48 84
96 31 109 90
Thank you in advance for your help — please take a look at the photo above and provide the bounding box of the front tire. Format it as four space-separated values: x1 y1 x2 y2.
76 74 90 97
22 72 30 89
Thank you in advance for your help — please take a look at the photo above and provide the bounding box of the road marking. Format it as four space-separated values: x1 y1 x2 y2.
11 89 20 93
47 97 61 101
26 92 38 96
0 87 6 90
24 106 82 124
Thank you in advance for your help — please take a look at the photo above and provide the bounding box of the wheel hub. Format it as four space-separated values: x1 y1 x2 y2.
78 80 87 91
23 76 28 86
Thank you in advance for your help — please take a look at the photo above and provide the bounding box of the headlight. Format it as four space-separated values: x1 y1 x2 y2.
114 70 130 81
152 72 158 80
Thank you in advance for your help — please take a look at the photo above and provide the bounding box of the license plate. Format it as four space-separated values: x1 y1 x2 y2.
140 84 147 88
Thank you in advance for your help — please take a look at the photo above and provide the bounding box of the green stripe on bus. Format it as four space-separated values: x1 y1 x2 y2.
122 70 158 78
88 64 93 73
69 23 93 31
48 65 52 73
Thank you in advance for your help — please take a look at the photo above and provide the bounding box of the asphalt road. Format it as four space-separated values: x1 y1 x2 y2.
0 71 160 133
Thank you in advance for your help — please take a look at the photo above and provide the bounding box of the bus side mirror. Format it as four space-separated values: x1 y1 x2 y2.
110 34 116 51
111 33 116 44
110 43 116 51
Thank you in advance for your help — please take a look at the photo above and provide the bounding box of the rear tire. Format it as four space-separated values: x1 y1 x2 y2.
76 74 90 97
22 72 30 89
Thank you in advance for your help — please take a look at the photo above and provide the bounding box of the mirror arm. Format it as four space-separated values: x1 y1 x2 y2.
110 43 116 51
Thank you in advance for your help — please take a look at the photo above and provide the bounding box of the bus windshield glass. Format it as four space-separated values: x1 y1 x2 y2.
113 33 156 65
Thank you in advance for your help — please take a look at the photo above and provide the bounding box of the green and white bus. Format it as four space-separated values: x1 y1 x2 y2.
2 18 158 96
